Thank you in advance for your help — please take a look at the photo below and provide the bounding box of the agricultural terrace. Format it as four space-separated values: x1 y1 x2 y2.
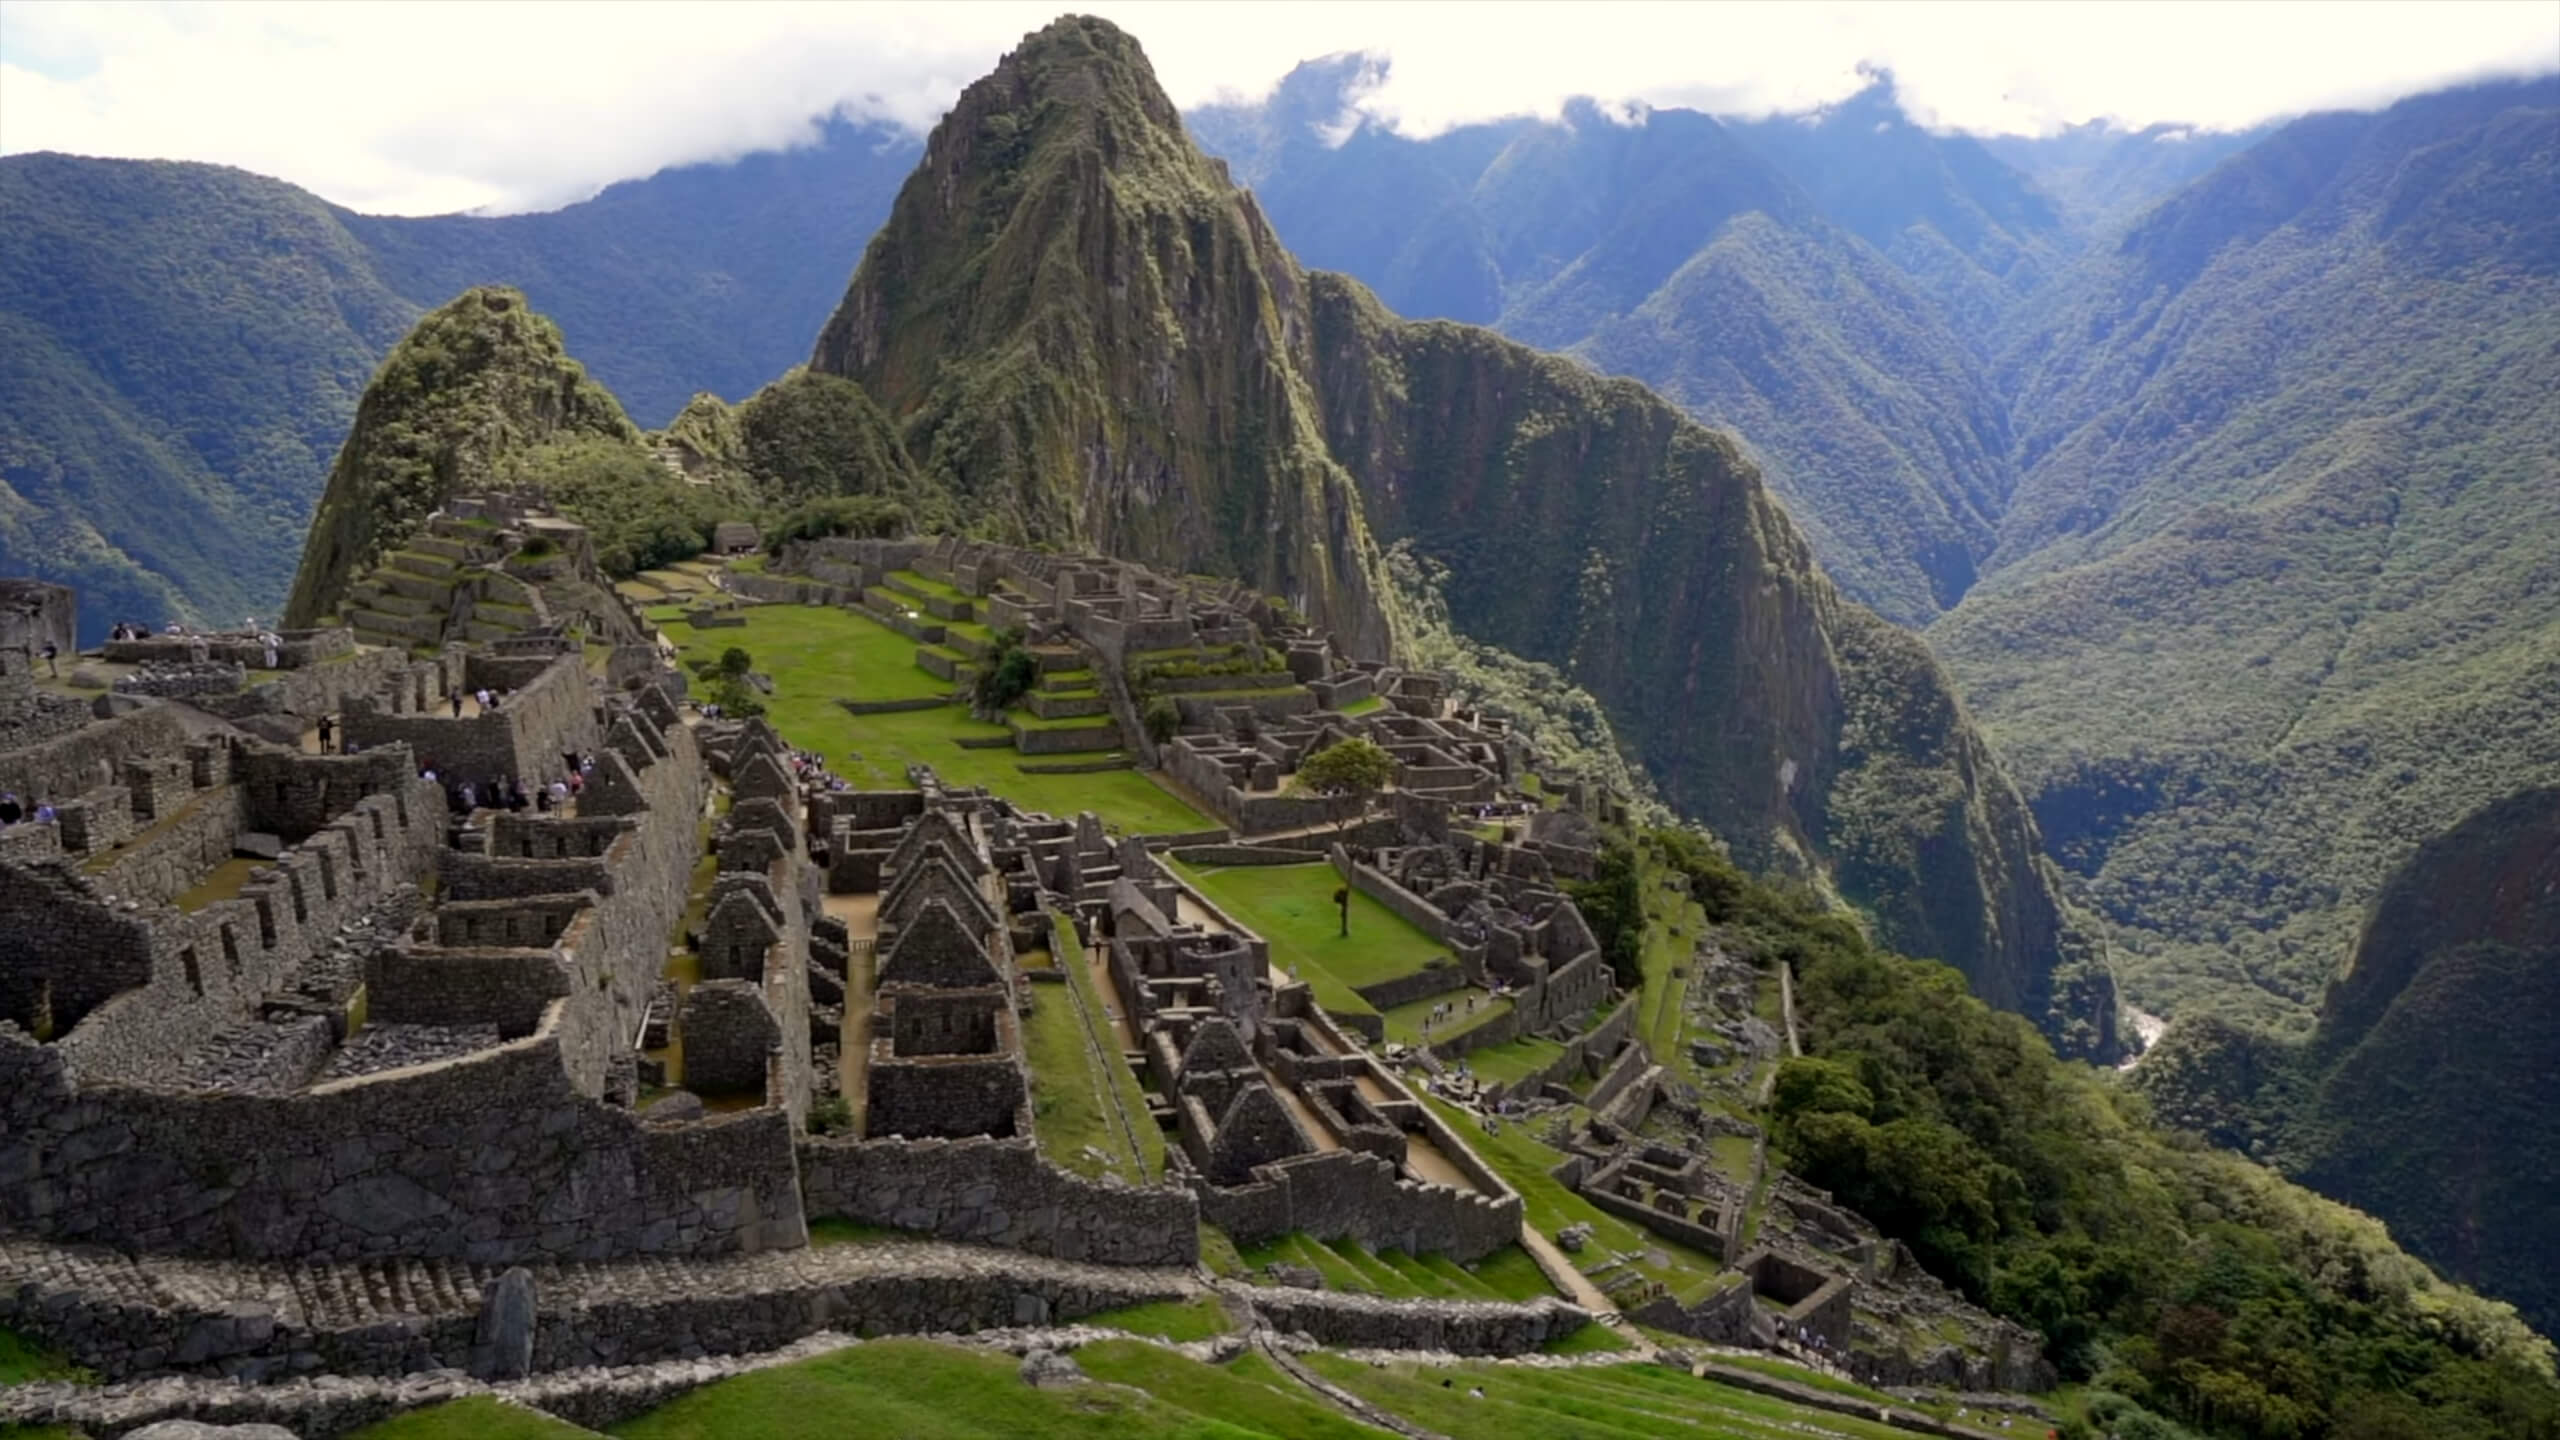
651 600 1209 835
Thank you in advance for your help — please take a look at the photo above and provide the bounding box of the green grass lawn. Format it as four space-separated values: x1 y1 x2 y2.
1236 1234 1555 1304
1304 1354 1918 1440
1083 1295 1233 1342
345 1396 595 1439
1458 1033 1567 1086
659 604 1207 834
1420 1095 1724 1302
612 1337 1311 1440
0 1327 90 1385
1168 861 1450 1029
1072 1342 1378 1440
1022 921 1162 1184
1338 695 1386 717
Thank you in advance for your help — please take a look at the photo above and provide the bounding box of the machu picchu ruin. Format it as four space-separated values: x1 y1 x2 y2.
3 496 2075 1438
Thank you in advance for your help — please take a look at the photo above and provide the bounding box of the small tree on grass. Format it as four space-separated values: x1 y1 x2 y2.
1142 694 1181 744
704 645 765 718
970 628 1038 719
1290 737 1397 840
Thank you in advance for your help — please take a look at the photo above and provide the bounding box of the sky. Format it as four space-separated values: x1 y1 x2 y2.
3 1 2555 216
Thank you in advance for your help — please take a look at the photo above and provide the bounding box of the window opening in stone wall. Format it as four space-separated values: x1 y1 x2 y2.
179 947 202 996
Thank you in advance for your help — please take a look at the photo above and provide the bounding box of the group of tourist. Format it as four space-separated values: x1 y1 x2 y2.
783 745 851 794
0 792 59 828
417 749 602 818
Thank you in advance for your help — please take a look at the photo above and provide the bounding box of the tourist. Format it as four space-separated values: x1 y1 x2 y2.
315 715 335 752
549 778 570 807
33 802 57 825
0 793 20 826
535 785 553 813
41 641 58 677
458 781 478 812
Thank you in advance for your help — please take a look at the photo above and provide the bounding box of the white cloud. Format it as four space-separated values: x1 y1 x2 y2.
2 0 2553 215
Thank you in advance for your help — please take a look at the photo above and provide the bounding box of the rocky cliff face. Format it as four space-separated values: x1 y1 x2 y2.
284 287 640 626
1304 276 2107 1051
807 17 1394 658
827 16 2110 1050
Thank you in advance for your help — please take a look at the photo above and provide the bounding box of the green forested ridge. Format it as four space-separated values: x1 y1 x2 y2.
0 122 917 639
1192 73 2034 628
1935 78 2560 1033
0 155 422 635
1304 271 2104 1049
283 286 643 624
1637 825 2557 1439
2135 788 2560 1340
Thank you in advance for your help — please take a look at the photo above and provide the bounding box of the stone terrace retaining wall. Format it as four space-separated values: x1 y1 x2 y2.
797 1136 1199 1267
1486 996 1638 1106
0 1233 1192 1389
1241 1288 1588 1356
1193 1148 1520 1263
0 1015 807 1265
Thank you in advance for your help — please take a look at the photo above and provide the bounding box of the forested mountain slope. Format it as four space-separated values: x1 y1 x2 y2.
803 16 2113 1052
1190 71 2041 627
1933 78 2560 1030
0 122 915 638
2134 787 2560 1336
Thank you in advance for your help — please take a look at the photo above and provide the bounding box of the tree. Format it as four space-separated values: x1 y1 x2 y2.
1142 694 1180 744
1290 737 1397 837
969 628 1038 718
702 645 765 718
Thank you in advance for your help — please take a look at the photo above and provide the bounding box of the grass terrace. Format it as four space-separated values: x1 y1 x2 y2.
1236 1232 1557 1303
1082 1295 1232 1343
609 1337 1346 1440
1301 1354 1916 1440
1166 859 1457 1037
346 1397 593 1440
1421 1094 1725 1302
1021 920 1164 1183
656 603 1207 835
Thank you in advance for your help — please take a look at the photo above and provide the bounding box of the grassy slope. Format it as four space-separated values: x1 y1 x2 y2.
657 603 1208 835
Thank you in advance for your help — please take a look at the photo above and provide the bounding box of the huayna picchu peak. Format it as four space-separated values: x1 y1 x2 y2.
2 11 2555 1440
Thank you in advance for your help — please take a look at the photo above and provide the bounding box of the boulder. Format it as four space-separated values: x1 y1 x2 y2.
470 1266 536 1379
1018 1347 1086 1389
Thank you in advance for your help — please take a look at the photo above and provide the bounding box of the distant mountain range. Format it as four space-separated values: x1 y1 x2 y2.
3 42 2556 1330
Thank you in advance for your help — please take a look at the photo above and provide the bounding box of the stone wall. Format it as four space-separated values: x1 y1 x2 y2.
344 654 600 792
1485 997 1637 1105
20 775 444 1082
0 1017 807 1264
1240 1290 1587 1357
0 705 188 808
82 785 247 908
796 1135 1199 1266
1192 1148 1521 1263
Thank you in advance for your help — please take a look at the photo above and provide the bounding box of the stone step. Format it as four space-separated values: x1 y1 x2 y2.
379 570 454 605
412 535 475 563
389 550 457 580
